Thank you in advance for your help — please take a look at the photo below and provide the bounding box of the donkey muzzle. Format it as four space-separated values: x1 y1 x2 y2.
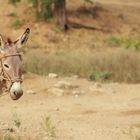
10 82 23 100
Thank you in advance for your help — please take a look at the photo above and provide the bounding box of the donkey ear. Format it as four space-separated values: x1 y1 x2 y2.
0 34 5 48
15 28 30 48
0 34 6 53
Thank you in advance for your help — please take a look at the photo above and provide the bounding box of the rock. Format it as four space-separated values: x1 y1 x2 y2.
71 75 79 79
48 88 64 97
48 73 58 78
54 81 78 89
26 90 36 94
75 94 79 98
72 90 85 96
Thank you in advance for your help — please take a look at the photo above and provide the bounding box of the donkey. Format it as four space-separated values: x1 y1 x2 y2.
0 28 30 100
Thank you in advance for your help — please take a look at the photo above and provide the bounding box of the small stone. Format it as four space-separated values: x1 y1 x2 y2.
48 73 58 78
26 90 36 94
72 90 85 95
75 94 79 98
54 81 78 89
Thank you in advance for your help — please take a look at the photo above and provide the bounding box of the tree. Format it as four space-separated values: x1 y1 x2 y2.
8 0 93 31
54 0 68 30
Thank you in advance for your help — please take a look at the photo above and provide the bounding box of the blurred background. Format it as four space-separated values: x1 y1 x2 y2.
1 1 140 140
1 0 140 82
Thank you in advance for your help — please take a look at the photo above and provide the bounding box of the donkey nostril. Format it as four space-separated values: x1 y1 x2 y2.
13 90 23 96
13 91 17 96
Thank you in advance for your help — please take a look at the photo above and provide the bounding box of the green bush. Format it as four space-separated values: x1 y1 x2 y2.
29 0 55 20
106 36 140 50
89 70 111 81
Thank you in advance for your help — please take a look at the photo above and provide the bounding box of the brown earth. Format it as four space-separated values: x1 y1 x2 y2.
1 73 140 140
0 0 140 139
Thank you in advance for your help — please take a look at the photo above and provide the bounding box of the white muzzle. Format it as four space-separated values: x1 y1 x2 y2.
10 82 23 100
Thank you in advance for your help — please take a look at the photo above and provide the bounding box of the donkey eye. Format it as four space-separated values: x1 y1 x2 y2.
4 64 10 69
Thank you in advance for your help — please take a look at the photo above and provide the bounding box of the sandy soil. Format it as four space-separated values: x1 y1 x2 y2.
0 73 140 140
0 0 140 139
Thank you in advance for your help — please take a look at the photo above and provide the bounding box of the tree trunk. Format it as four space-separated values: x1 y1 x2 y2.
54 0 68 31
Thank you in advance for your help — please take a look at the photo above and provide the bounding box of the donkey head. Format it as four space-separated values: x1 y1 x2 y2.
0 28 30 100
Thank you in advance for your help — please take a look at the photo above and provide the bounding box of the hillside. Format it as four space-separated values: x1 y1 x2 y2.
0 0 140 51
0 0 140 140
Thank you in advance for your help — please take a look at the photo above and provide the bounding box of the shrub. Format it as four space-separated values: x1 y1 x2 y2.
89 70 111 81
106 36 140 50
29 0 55 20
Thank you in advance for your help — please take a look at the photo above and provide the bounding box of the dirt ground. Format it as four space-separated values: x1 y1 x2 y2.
0 0 140 139
0 73 140 140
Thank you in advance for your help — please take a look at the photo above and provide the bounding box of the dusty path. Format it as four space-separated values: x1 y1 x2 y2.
0 74 140 140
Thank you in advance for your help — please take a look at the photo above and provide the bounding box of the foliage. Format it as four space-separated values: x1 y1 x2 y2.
84 0 94 4
40 0 54 20
89 69 111 81
29 0 56 20
8 0 93 21
106 36 140 50
8 0 21 5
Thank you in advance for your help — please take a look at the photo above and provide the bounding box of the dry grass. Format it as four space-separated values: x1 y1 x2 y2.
41 116 56 138
0 135 19 140
12 112 21 129
24 48 140 83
